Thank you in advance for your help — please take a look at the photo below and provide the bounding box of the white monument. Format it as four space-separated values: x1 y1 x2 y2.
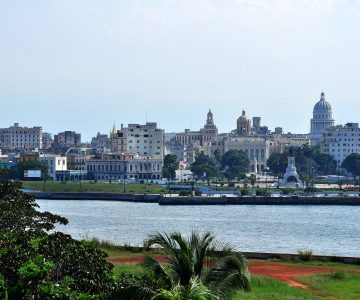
279 157 303 188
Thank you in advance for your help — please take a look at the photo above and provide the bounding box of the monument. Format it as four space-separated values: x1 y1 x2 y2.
278 156 303 188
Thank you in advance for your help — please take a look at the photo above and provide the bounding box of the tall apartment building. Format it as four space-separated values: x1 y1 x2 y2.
321 123 360 167
0 123 42 150
53 131 81 148
109 122 164 160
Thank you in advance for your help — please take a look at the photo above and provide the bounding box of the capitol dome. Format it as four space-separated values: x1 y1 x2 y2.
313 92 332 112
310 91 335 146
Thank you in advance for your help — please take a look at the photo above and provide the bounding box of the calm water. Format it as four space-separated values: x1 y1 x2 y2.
37 200 360 257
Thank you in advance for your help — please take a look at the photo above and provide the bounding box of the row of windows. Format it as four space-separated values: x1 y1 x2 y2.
87 163 161 172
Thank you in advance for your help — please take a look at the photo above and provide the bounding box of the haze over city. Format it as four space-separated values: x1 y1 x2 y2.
1 0 360 141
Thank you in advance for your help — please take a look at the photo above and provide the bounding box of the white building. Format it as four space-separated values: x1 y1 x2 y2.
86 153 163 181
321 123 360 167
310 92 335 146
109 122 164 160
39 155 67 180
0 123 42 150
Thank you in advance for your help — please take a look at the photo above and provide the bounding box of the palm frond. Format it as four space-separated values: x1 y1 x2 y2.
143 255 173 288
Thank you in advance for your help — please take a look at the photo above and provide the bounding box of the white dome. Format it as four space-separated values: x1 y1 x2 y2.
313 92 332 112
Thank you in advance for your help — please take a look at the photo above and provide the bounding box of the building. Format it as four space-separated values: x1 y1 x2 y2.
39 155 67 180
53 131 81 148
321 122 360 168
109 122 164 160
91 132 108 149
0 123 42 150
86 153 163 181
236 110 252 135
310 92 335 146
224 137 269 172
42 132 53 149
175 110 218 148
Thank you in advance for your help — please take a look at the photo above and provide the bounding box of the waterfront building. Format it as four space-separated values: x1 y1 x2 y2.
109 122 164 160
0 123 42 150
53 131 81 148
321 122 360 167
86 153 163 181
310 92 335 146
39 155 67 180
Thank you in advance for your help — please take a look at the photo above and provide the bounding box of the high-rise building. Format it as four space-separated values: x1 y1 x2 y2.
310 92 335 146
0 123 42 150
53 131 81 148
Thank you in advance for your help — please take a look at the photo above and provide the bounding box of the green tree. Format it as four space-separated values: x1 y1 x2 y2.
342 153 360 179
7 160 49 181
191 153 218 180
249 174 257 187
134 231 250 300
163 154 179 180
221 150 249 182
0 180 114 299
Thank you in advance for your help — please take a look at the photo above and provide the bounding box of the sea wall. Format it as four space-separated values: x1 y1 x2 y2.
33 192 160 203
159 195 360 205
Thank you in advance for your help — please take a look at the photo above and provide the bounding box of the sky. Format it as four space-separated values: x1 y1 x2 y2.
1 0 360 142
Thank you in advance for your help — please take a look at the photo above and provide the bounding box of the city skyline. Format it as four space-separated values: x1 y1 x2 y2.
1 1 360 141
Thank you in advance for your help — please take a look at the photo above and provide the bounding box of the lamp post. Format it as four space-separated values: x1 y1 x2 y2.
122 153 126 193
265 167 269 189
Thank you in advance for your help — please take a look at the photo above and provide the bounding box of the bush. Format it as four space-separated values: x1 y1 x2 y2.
241 189 250 196
256 189 271 196
298 249 313 261
330 272 346 280
228 182 235 187
179 190 191 196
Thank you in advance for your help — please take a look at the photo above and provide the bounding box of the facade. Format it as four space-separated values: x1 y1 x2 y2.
310 92 335 146
109 123 164 159
42 132 53 149
0 123 42 150
321 122 360 167
224 137 269 172
39 155 67 180
86 153 163 181
66 153 86 171
175 110 218 148
53 131 81 148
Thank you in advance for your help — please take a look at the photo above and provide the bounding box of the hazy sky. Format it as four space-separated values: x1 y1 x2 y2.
1 0 360 141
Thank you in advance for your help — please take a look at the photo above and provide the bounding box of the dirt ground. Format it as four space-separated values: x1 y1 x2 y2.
107 256 337 288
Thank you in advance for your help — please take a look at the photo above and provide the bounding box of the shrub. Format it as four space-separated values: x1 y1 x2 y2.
298 249 313 261
194 190 202 196
179 190 191 196
256 189 271 196
228 182 235 187
330 272 346 280
241 189 250 196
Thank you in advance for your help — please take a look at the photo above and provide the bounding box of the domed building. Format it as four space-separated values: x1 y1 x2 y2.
310 92 335 146
237 110 252 135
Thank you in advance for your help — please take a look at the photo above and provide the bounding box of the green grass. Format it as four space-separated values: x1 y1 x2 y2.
296 272 360 300
22 181 167 194
269 258 360 271
234 275 321 300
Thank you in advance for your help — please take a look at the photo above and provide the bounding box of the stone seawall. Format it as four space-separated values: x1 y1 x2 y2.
33 192 160 203
159 195 360 205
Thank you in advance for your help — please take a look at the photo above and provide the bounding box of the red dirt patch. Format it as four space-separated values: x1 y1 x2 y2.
249 261 333 288
107 256 335 288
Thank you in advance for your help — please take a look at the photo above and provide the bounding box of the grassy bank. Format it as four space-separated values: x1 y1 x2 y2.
101 244 360 299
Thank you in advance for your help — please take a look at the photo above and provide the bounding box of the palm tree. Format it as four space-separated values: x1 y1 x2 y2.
144 231 250 300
